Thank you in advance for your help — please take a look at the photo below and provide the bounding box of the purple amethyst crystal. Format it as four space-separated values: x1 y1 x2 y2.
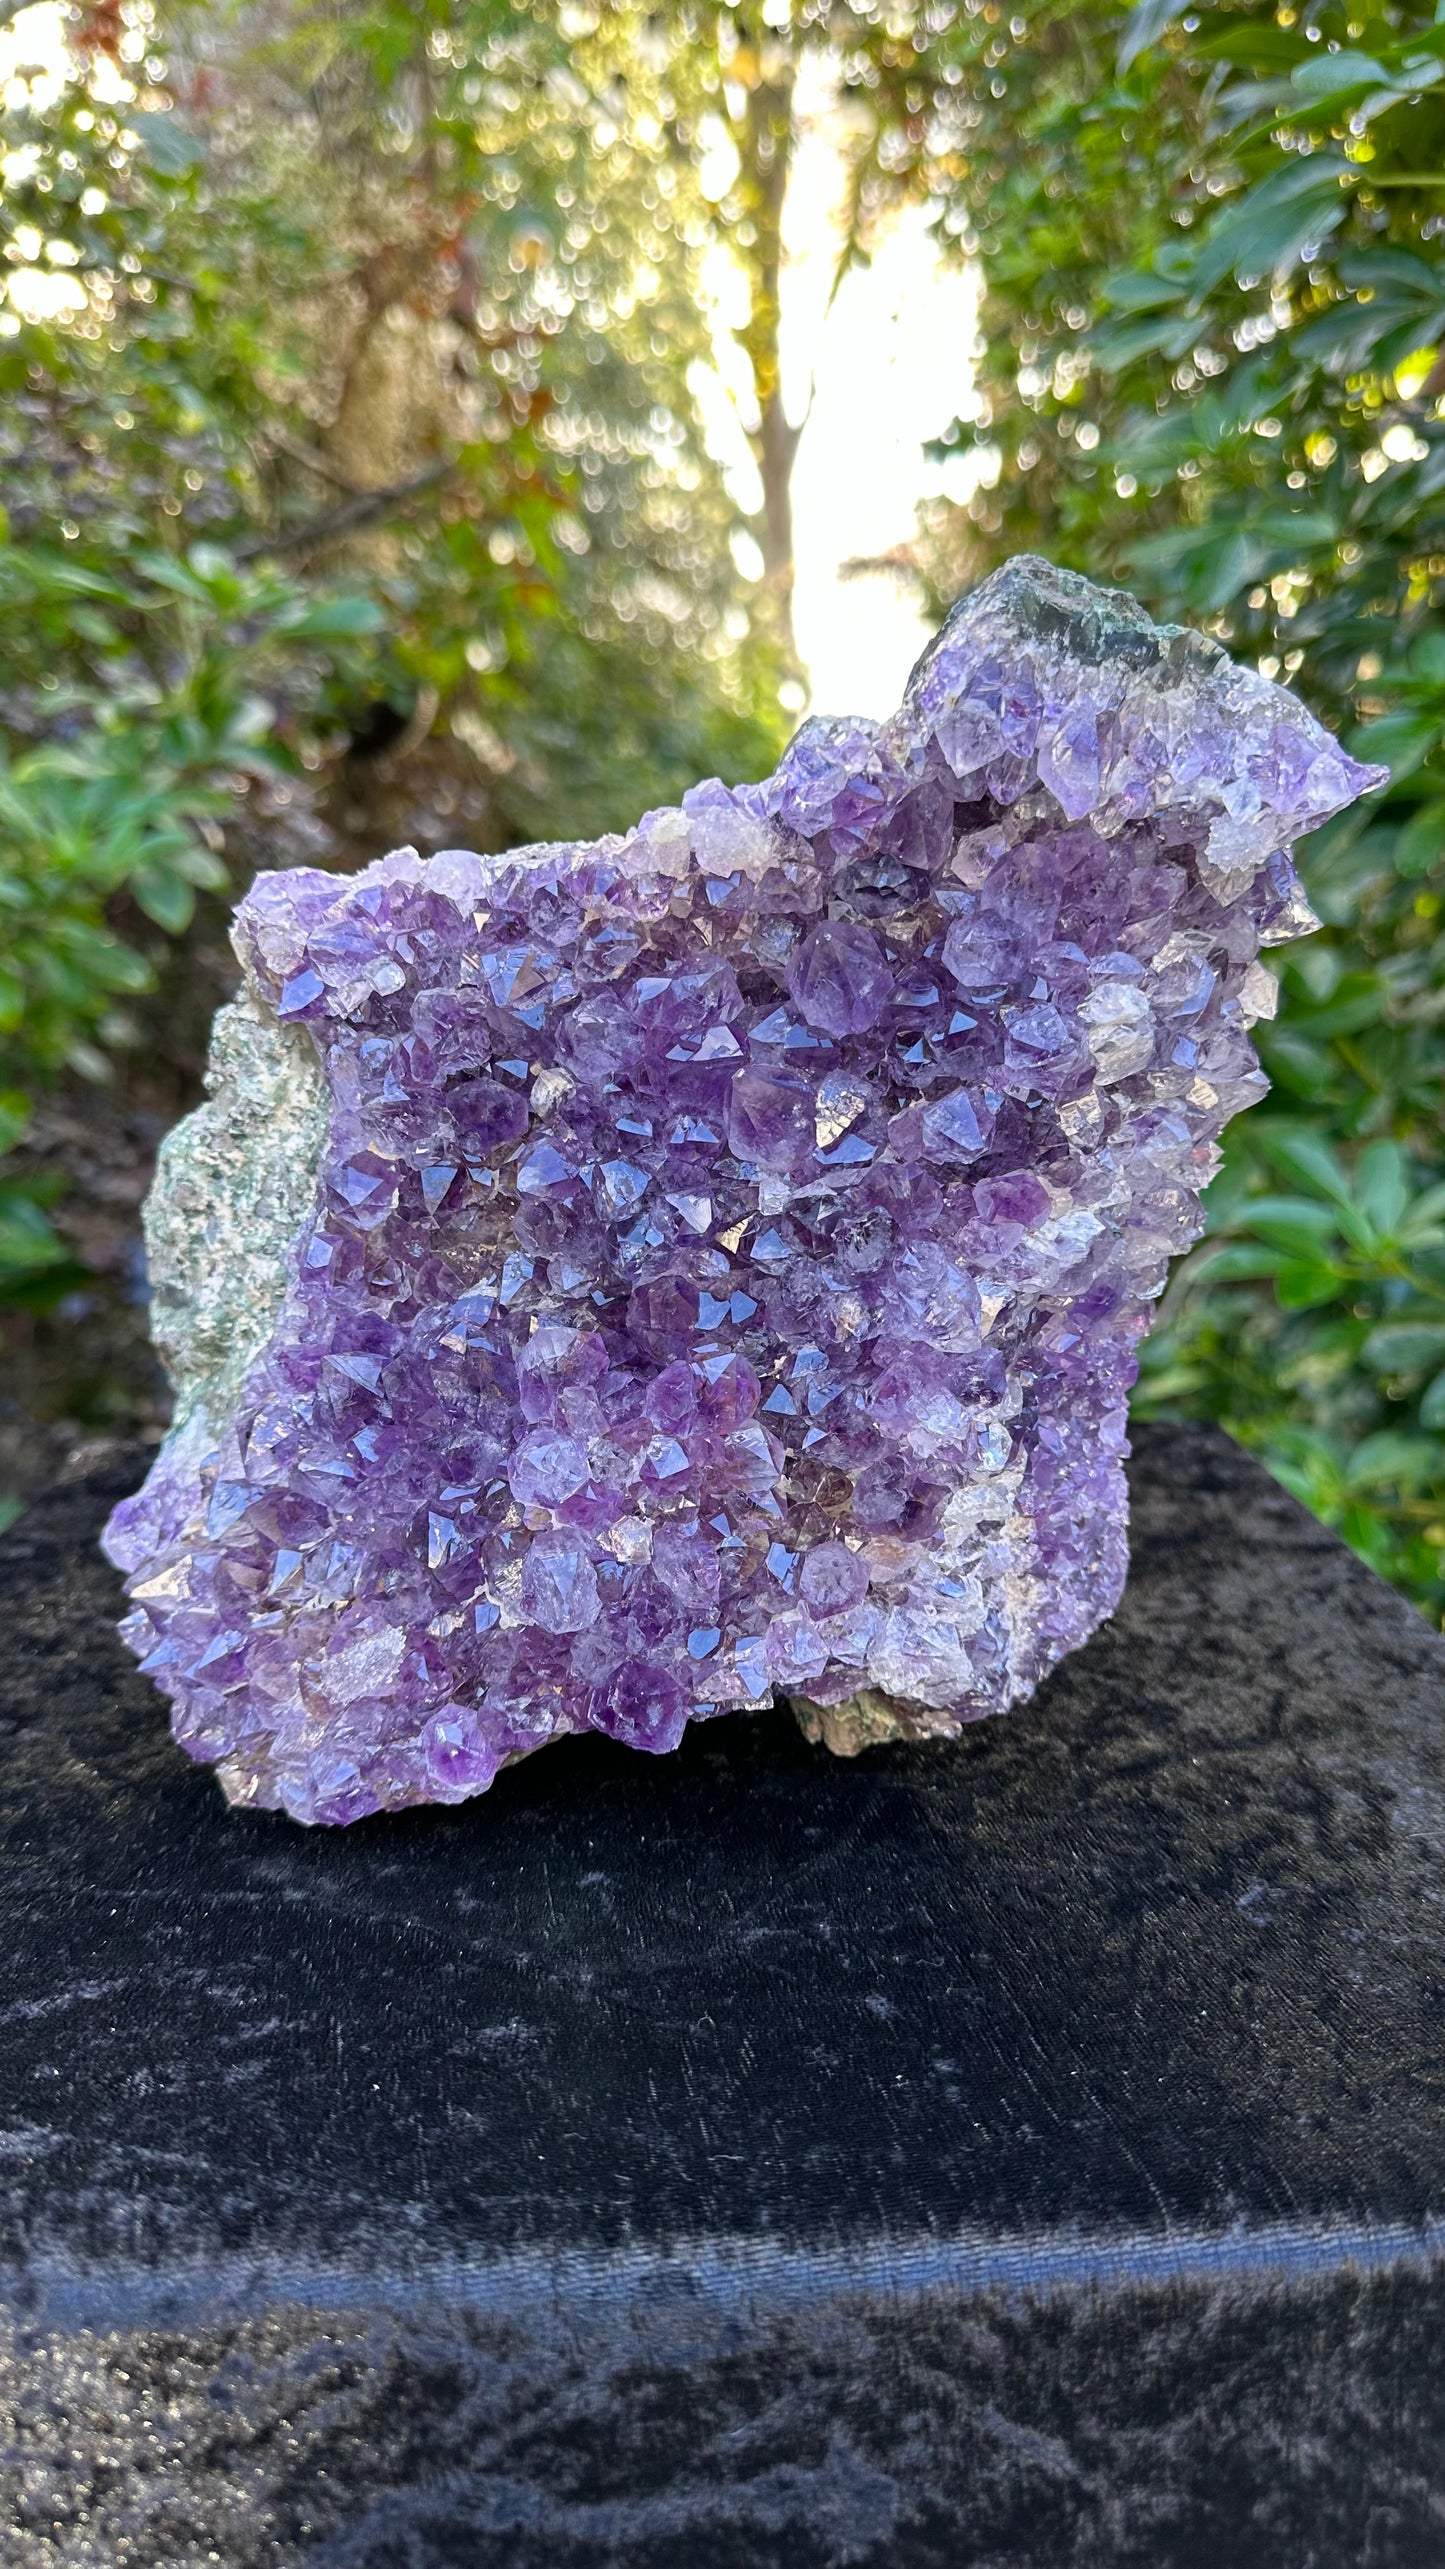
103 559 1383 1822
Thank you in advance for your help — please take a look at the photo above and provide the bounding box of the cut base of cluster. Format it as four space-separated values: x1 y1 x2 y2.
103 558 1383 1824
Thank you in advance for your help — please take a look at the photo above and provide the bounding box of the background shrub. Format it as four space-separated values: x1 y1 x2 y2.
908 0 1445 1618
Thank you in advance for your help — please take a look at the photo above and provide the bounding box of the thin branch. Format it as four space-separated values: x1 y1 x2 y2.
256 423 372 493
233 458 455 562
839 545 920 586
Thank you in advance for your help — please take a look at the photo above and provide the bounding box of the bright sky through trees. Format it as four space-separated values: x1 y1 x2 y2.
692 47 980 720
1 5 979 722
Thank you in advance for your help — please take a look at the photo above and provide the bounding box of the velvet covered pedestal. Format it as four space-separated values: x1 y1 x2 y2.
2 1421 1444 2567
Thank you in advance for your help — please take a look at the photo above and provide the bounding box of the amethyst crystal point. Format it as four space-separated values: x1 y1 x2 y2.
104 558 1385 1822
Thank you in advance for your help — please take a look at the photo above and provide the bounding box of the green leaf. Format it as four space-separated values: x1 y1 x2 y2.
1259 1130 1354 1208
1354 1139 1410 1237
1178 1242 1287 1284
1338 246 1444 295
1270 972 1386 1040
0 1187 69 1278
1275 1260 1345 1310
1289 52 1394 100
1394 799 1445 877
1361 1322 1445 1374
1260 1031 1337 1096
128 553 215 606
1400 1183 1445 1241
1410 631 1445 684
1420 1370 1445 1432
1192 25 1310 71
272 592 385 640
1347 1432 1441 1495
1091 313 1199 369
1118 0 1186 74
1187 159 1351 298
127 110 207 176
1357 1325 1439 1387
1099 269 1190 316
130 866 197 933
1237 1194 1341 1256
1126 520 1276 608
50 927 151 995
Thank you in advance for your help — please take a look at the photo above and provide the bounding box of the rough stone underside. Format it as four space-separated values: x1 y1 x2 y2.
102 558 1382 1823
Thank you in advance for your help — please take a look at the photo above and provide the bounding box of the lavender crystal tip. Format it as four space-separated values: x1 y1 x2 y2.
102 557 1386 1824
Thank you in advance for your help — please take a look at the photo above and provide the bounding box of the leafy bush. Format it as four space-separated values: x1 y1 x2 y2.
0 0 784 1299
0 543 382 1071
910 0 1445 1620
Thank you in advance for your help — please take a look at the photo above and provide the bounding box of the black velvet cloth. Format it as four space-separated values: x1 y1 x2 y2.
2 1421 1444 2565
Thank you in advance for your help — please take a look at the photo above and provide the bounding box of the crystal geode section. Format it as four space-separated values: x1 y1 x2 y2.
103 558 1383 1823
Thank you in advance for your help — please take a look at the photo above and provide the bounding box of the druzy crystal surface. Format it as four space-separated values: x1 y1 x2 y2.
103 558 1383 1823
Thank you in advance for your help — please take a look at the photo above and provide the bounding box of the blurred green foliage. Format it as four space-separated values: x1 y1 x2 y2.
0 0 992 1308
0 0 787 1296
907 0 1445 1619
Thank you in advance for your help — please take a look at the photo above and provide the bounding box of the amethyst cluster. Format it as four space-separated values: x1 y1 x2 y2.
103 559 1382 1823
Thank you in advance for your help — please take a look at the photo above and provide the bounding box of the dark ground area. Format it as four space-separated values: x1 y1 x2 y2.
4 1426 1445 2564
0 735 507 1514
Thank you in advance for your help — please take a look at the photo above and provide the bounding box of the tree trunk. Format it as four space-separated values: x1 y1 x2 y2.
729 21 803 679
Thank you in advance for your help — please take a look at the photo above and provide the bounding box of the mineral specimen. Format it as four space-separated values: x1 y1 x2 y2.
103 558 1384 1823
